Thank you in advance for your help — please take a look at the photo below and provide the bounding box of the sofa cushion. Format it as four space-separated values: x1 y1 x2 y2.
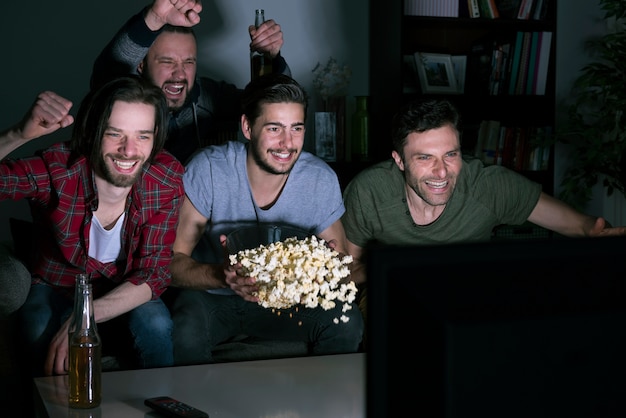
0 244 31 318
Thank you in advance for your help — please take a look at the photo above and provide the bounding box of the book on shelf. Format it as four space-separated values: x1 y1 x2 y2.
514 31 533 95
532 0 550 20
474 120 501 165
490 40 511 95
533 31 553 95
484 0 500 18
525 32 540 95
499 126 517 169
507 31 525 95
481 124 552 170
493 125 507 166
517 0 535 19
404 0 458 17
494 0 522 19
526 125 552 170
512 127 529 171
494 0 550 21
477 0 496 19
467 0 481 18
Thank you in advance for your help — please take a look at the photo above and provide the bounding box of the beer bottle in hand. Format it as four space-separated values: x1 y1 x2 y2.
68 274 102 409
250 9 273 80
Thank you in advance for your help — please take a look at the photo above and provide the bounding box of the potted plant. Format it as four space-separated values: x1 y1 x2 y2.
555 0 626 210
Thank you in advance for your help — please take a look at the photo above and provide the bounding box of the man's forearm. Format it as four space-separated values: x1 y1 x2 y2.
93 281 152 323
170 253 227 290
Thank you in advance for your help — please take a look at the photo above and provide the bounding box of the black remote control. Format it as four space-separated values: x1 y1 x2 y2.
144 396 209 418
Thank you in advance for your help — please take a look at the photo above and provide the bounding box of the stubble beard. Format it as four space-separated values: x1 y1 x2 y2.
407 173 453 207
250 141 297 176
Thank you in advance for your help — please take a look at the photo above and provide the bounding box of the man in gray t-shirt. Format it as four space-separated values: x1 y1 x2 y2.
168 74 364 365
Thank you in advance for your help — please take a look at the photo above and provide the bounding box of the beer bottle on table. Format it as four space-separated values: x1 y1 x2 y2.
68 274 102 409
250 9 273 80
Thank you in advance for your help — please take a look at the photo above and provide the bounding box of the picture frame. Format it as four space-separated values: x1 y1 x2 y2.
314 112 337 162
451 55 467 94
414 52 458 94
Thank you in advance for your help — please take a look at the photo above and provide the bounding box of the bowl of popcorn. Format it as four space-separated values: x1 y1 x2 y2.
226 225 357 323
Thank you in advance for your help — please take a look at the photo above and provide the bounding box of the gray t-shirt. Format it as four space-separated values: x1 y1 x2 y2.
342 156 542 247
184 141 345 265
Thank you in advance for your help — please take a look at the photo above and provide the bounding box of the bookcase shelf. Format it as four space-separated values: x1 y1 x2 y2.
369 0 557 194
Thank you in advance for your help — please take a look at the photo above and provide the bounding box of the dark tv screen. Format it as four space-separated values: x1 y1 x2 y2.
366 236 626 418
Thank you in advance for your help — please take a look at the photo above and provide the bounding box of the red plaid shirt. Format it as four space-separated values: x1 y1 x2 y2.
0 141 184 298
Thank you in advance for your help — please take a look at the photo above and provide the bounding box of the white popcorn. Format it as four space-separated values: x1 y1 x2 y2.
229 235 357 323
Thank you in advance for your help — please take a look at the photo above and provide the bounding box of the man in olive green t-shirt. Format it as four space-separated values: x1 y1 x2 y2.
342 99 626 284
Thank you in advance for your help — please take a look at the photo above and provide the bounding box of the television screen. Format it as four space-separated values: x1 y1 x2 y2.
366 236 626 418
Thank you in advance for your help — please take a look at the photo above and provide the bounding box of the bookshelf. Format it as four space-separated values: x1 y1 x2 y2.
369 0 557 194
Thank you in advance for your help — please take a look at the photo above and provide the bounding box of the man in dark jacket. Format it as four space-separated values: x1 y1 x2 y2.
91 0 291 164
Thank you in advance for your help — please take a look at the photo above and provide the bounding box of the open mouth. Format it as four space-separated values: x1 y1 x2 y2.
163 83 185 96
113 159 138 171
425 180 448 189
271 151 294 163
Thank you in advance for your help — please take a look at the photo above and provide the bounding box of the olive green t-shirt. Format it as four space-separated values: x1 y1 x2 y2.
342 157 542 247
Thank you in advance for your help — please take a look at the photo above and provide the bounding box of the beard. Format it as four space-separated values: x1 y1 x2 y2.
96 155 144 188
249 141 298 175
405 171 454 207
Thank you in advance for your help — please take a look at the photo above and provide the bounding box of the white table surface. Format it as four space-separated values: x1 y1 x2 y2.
33 353 365 418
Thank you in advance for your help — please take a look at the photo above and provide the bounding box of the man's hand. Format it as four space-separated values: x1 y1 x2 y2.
219 234 259 301
1 91 74 160
587 216 626 237
20 91 74 142
224 263 260 302
44 318 72 376
145 0 203 31
249 19 284 58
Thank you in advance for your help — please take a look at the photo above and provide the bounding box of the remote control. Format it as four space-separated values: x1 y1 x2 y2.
144 396 209 418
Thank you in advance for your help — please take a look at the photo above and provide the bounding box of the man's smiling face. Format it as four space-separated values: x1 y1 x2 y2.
139 31 197 111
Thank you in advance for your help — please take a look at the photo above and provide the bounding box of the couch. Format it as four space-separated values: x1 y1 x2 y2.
1 218 309 369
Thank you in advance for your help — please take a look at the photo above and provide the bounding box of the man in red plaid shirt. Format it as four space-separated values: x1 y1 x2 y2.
0 76 184 376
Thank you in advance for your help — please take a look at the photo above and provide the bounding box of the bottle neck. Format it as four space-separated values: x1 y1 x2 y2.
74 283 97 333
255 10 265 27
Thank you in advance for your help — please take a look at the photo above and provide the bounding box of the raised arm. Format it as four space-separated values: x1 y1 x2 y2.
144 0 202 31
528 192 626 237
249 18 291 77
90 0 202 90
0 91 73 159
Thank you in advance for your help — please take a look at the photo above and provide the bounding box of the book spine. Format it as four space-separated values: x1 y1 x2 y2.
468 0 481 17
533 31 553 95
515 32 532 95
517 0 535 19
525 31 540 95
488 0 500 18
532 0 545 20
507 31 524 95
477 0 492 18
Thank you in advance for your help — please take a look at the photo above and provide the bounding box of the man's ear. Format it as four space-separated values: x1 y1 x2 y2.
241 115 252 141
137 60 144 75
392 150 405 171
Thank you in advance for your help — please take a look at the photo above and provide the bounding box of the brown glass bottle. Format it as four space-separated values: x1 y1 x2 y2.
250 9 273 80
68 274 102 409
